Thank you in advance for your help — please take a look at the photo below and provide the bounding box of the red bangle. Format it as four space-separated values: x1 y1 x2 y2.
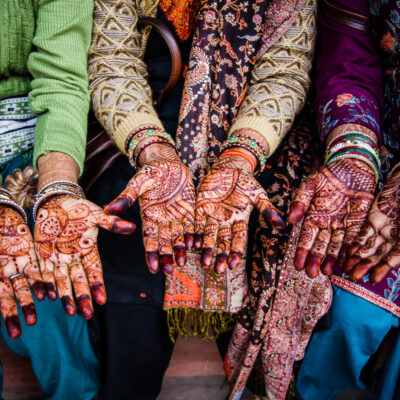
219 148 257 173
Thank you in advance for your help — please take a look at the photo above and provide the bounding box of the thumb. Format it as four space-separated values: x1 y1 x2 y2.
253 189 286 229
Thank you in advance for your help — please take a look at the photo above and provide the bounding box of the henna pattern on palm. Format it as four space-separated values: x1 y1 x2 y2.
287 158 375 278
345 167 400 283
195 158 285 274
105 158 196 275
0 206 45 338
34 195 135 319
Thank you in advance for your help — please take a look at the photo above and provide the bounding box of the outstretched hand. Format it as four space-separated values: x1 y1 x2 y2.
34 195 135 319
287 158 375 278
105 144 195 275
345 167 400 283
195 154 285 274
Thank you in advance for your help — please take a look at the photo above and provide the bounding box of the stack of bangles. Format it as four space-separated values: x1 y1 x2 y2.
324 131 380 182
125 125 176 169
220 133 268 175
32 181 85 220
0 187 27 223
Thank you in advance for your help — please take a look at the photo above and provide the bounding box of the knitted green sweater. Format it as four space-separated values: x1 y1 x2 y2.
0 0 93 173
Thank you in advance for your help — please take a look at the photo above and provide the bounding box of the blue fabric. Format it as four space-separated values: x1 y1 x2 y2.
1 295 100 400
296 287 400 400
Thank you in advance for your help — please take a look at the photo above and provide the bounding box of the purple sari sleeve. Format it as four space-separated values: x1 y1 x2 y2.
314 0 383 144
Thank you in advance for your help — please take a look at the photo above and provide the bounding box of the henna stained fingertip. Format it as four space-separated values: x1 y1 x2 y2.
321 255 336 276
194 233 203 250
105 198 131 215
61 296 77 316
338 245 349 265
201 248 213 268
214 253 228 274
262 209 286 229
184 234 194 251
22 303 37 325
370 264 391 284
160 255 174 274
32 281 46 301
77 295 94 319
287 202 306 224
294 249 308 271
5 316 21 339
146 251 160 274
91 282 106 305
344 255 362 273
45 283 57 301
111 219 136 234
173 246 186 267
228 252 242 270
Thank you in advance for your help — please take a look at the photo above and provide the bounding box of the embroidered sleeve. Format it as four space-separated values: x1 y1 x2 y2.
88 0 163 154
313 1 383 143
228 0 316 157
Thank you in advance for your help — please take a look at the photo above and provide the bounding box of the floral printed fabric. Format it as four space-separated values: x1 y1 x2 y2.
176 0 306 182
317 92 380 141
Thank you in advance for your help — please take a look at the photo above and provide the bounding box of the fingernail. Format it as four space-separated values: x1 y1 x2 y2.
112 220 136 234
194 234 203 250
22 303 37 325
5 316 21 339
61 296 76 316
146 251 160 274
45 283 57 301
214 253 228 274
32 281 46 301
105 198 129 215
201 248 213 267
91 282 106 305
160 255 174 274
77 295 94 319
287 203 305 224
173 246 186 267
228 252 242 270
184 234 194 251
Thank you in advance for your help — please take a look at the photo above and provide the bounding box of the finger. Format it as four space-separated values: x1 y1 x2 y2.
0 277 21 338
159 224 174 274
194 206 207 250
171 221 186 268
253 191 285 229
294 218 319 271
349 241 393 281
321 230 345 276
346 224 375 259
36 255 57 301
10 274 36 326
337 223 363 265
94 211 136 234
201 221 218 268
305 229 330 278
24 259 46 301
214 226 231 274
370 245 400 283
228 221 247 270
287 175 318 224
82 248 106 305
345 233 385 273
142 218 160 274
54 263 76 316
104 175 141 215
69 261 93 320
182 213 195 251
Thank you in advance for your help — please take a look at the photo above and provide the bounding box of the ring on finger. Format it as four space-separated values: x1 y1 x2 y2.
55 263 69 271
9 272 24 282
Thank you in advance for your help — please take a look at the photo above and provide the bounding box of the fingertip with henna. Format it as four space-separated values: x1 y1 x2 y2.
201 248 213 268
214 253 228 274
348 260 372 281
228 252 242 270
32 281 46 301
61 295 77 316
338 245 349 265
370 264 391 284
344 255 362 273
287 202 305 224
91 282 107 305
160 255 174 274
173 246 186 267
111 219 136 234
5 316 22 339
321 255 336 276
45 282 57 301
266 210 286 229
77 295 94 319
305 254 321 278
22 303 37 325
194 233 203 250
105 197 130 215
146 251 160 274
294 249 308 271
184 233 194 251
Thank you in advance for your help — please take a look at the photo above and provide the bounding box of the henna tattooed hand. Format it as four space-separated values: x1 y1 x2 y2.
345 167 400 283
105 143 196 275
195 155 285 274
34 195 135 319
287 158 376 278
0 205 45 338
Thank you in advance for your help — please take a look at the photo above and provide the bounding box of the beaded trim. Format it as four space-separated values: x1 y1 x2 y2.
326 130 378 149
0 188 27 223
221 134 268 174
33 181 85 220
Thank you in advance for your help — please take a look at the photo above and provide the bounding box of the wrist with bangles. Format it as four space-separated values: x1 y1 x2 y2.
32 180 85 220
324 131 380 182
220 133 268 175
125 125 176 169
0 187 28 223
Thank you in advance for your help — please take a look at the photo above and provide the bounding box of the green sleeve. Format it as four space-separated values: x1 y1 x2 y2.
28 0 94 174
